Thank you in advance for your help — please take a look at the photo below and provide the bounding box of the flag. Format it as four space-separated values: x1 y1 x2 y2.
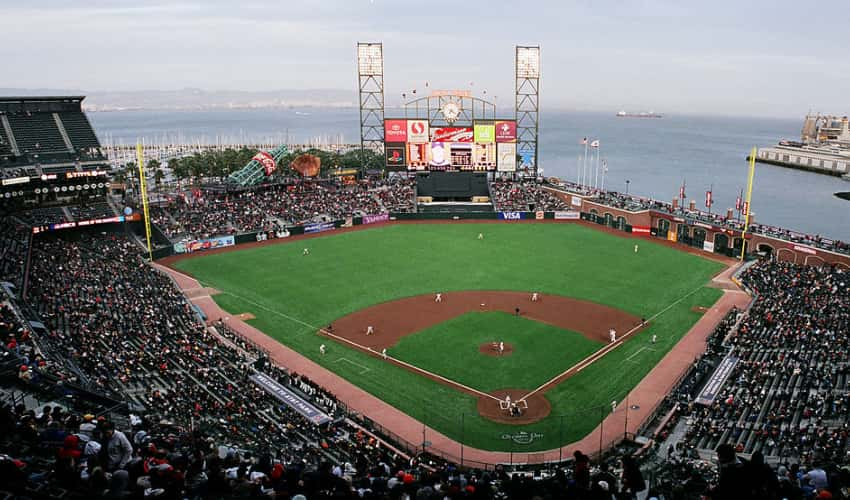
602 159 608 172
679 181 686 199
735 189 743 211
590 140 600 148
580 137 587 145
742 201 749 216
705 190 713 208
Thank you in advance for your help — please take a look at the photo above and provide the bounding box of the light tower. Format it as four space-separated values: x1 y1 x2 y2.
515 45 540 175
356 42 385 155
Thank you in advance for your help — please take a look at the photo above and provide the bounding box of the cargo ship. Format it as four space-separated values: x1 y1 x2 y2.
616 110 663 118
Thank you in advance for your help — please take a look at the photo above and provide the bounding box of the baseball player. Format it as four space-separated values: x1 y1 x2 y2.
381 348 387 360
609 328 617 343
366 325 374 335
303 248 310 256
478 232 484 240
319 344 326 355
634 244 639 253
499 341 505 355
435 292 442 303
651 334 657 344
531 292 539 302
611 400 617 413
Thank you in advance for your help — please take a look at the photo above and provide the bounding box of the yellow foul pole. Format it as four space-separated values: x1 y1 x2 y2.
136 142 154 261
739 147 757 261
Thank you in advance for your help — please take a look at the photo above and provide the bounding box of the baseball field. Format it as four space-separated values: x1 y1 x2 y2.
172 222 725 452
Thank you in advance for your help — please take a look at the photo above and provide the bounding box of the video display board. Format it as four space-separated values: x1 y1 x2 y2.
384 118 515 171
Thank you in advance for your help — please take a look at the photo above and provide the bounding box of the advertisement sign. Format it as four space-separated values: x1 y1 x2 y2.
385 143 407 170
431 127 473 143
496 143 517 172
363 213 389 225
252 151 277 176
406 120 429 143
498 211 525 220
632 226 651 234
429 142 451 170
304 221 335 234
473 121 496 143
495 120 517 143
571 195 583 207
250 373 332 425
695 356 739 405
535 211 545 220
792 245 817 255
703 240 715 253
384 119 407 142
407 143 430 170
174 235 235 254
473 143 496 171
554 211 580 220
450 143 473 170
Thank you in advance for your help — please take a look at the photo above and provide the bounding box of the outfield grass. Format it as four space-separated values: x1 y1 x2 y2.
174 223 724 451
389 311 602 393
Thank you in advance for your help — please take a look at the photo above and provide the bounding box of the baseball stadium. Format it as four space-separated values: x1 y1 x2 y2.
1 43 849 500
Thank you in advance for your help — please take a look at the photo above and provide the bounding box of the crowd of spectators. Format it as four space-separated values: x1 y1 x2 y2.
560 184 850 256
676 260 850 482
490 181 571 211
151 179 415 241
0 218 28 288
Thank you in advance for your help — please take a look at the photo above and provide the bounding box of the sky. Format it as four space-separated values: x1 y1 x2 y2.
1 0 848 118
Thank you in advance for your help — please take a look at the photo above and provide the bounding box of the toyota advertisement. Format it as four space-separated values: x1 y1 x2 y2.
383 118 516 171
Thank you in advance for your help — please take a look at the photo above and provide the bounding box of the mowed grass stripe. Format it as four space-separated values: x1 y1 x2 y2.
175 223 725 451
389 312 603 393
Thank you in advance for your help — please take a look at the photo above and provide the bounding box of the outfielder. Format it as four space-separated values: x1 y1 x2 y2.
366 325 374 335
634 244 639 253
435 292 442 303
319 344 326 355
609 328 617 343
531 292 539 302
303 248 310 256
651 334 657 344
478 233 484 240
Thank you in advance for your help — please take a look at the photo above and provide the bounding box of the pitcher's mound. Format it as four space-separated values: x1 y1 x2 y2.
477 389 551 425
479 342 514 357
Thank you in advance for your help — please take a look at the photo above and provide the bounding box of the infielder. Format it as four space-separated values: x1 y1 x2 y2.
366 325 374 335
609 328 617 343
435 292 442 303
381 348 387 360
531 292 539 302
303 248 310 256
319 344 326 355
611 400 617 413
651 334 657 344
499 341 505 355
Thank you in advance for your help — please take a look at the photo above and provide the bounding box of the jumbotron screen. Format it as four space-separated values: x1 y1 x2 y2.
384 119 517 172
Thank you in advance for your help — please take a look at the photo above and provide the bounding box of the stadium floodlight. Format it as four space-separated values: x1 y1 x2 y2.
516 46 540 79
357 43 383 76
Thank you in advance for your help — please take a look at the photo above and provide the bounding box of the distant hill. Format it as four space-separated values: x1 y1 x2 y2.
0 88 357 111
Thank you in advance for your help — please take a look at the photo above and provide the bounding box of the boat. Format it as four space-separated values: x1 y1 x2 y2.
616 110 663 118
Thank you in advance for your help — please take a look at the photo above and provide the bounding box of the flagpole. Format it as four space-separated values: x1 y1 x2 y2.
740 147 757 261
583 140 589 189
577 155 581 186
707 183 713 215
601 159 607 191
595 144 601 190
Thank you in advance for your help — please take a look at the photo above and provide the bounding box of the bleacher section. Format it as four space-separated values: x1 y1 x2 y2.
67 202 115 221
0 97 105 172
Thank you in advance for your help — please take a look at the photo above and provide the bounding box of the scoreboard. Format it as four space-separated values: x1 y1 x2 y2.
384 119 517 172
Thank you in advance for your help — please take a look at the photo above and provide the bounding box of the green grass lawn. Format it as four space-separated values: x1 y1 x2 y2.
389 311 602 392
174 222 724 451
